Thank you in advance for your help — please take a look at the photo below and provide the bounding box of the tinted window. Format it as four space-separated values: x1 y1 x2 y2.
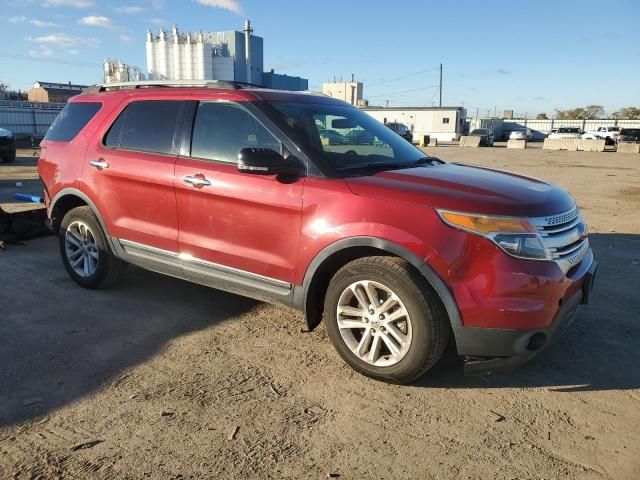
112 101 182 154
104 110 126 148
191 102 280 163
45 102 101 142
471 129 488 134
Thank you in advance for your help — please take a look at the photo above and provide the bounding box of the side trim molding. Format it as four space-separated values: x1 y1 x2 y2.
117 238 293 302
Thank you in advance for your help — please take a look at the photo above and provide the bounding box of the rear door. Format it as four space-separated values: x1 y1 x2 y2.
174 99 304 290
82 97 192 253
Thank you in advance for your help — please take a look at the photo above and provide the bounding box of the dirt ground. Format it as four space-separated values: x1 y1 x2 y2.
1 146 639 479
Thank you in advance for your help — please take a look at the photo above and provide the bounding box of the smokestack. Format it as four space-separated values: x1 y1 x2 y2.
243 19 253 83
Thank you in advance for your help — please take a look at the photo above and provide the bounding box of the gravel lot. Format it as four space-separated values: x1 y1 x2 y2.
1 146 639 479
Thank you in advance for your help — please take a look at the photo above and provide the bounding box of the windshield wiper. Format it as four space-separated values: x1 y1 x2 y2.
336 161 415 172
415 156 444 165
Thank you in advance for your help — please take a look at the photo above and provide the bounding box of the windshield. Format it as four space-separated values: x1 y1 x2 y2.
265 101 430 172
470 129 489 135
558 127 580 133
621 129 640 135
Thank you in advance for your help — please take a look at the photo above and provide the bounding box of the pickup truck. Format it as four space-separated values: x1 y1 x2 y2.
581 126 621 145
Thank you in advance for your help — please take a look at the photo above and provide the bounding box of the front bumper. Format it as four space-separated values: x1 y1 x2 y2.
454 258 598 375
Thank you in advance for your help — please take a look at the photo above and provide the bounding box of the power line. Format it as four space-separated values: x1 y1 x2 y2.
366 66 440 88
367 84 440 99
0 51 98 68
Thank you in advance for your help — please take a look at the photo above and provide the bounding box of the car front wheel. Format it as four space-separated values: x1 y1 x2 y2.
324 256 450 384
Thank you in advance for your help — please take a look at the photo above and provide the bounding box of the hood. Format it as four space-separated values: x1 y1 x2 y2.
344 163 575 217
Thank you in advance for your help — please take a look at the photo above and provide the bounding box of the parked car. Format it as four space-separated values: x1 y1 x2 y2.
509 128 532 141
581 126 621 145
38 81 597 383
617 128 640 144
385 122 413 143
319 129 345 145
344 128 375 145
468 128 494 146
0 127 16 163
548 127 582 139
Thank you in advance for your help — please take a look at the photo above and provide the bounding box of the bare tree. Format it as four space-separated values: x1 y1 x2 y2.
584 105 605 119
612 107 640 120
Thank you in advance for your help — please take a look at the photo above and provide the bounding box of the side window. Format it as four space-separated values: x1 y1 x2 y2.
104 109 127 148
105 100 182 154
442 117 450 124
190 102 280 163
45 102 101 142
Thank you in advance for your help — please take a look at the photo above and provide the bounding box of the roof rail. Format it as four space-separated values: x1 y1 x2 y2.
82 79 259 94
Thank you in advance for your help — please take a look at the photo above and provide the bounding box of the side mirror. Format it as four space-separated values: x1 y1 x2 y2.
237 148 302 176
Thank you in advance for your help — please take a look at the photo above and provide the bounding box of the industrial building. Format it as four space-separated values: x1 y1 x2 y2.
27 81 87 103
145 20 307 91
322 77 364 106
362 106 467 141
262 69 308 91
104 59 146 84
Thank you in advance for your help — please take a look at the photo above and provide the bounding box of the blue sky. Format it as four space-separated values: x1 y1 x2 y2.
1 0 639 116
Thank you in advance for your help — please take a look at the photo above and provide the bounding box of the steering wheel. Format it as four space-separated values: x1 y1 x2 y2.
344 150 358 156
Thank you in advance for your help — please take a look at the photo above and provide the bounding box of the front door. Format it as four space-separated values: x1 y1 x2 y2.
174 101 304 291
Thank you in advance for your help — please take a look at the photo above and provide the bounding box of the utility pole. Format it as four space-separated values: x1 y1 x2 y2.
439 63 443 108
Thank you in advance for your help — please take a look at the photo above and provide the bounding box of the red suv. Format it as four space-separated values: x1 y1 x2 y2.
38 81 597 383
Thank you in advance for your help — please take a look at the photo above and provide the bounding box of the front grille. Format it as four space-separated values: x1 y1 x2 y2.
532 206 589 274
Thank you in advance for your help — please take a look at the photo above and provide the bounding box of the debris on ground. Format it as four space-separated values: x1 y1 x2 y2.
0 206 50 249
70 440 104 451
227 426 239 441
489 410 506 422
304 405 325 416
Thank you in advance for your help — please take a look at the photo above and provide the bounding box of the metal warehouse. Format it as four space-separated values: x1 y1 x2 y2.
362 107 466 141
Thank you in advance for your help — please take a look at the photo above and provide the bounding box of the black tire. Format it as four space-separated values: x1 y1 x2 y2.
59 206 121 289
1 148 16 164
324 256 450 384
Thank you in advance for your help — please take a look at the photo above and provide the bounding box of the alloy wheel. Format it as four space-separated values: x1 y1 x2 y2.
336 280 413 367
64 220 99 278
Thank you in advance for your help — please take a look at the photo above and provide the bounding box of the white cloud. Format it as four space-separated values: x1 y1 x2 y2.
43 0 94 7
151 0 166 10
27 33 99 48
29 19 63 27
29 46 54 57
119 34 134 43
68 49 79 54
79 15 112 28
115 6 144 14
8 16 27 23
195 0 243 15
149 17 166 25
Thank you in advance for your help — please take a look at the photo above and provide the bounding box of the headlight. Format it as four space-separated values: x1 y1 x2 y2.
437 209 552 261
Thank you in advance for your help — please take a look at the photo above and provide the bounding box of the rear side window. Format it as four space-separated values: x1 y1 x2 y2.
105 100 183 155
45 102 101 142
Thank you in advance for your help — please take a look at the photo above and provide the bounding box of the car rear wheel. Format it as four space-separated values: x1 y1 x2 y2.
59 206 121 288
324 256 449 384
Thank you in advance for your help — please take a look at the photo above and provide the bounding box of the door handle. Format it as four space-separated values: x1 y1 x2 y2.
182 175 211 188
89 159 110 170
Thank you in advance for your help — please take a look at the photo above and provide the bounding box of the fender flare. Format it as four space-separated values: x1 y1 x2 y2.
50 187 116 250
294 236 462 329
